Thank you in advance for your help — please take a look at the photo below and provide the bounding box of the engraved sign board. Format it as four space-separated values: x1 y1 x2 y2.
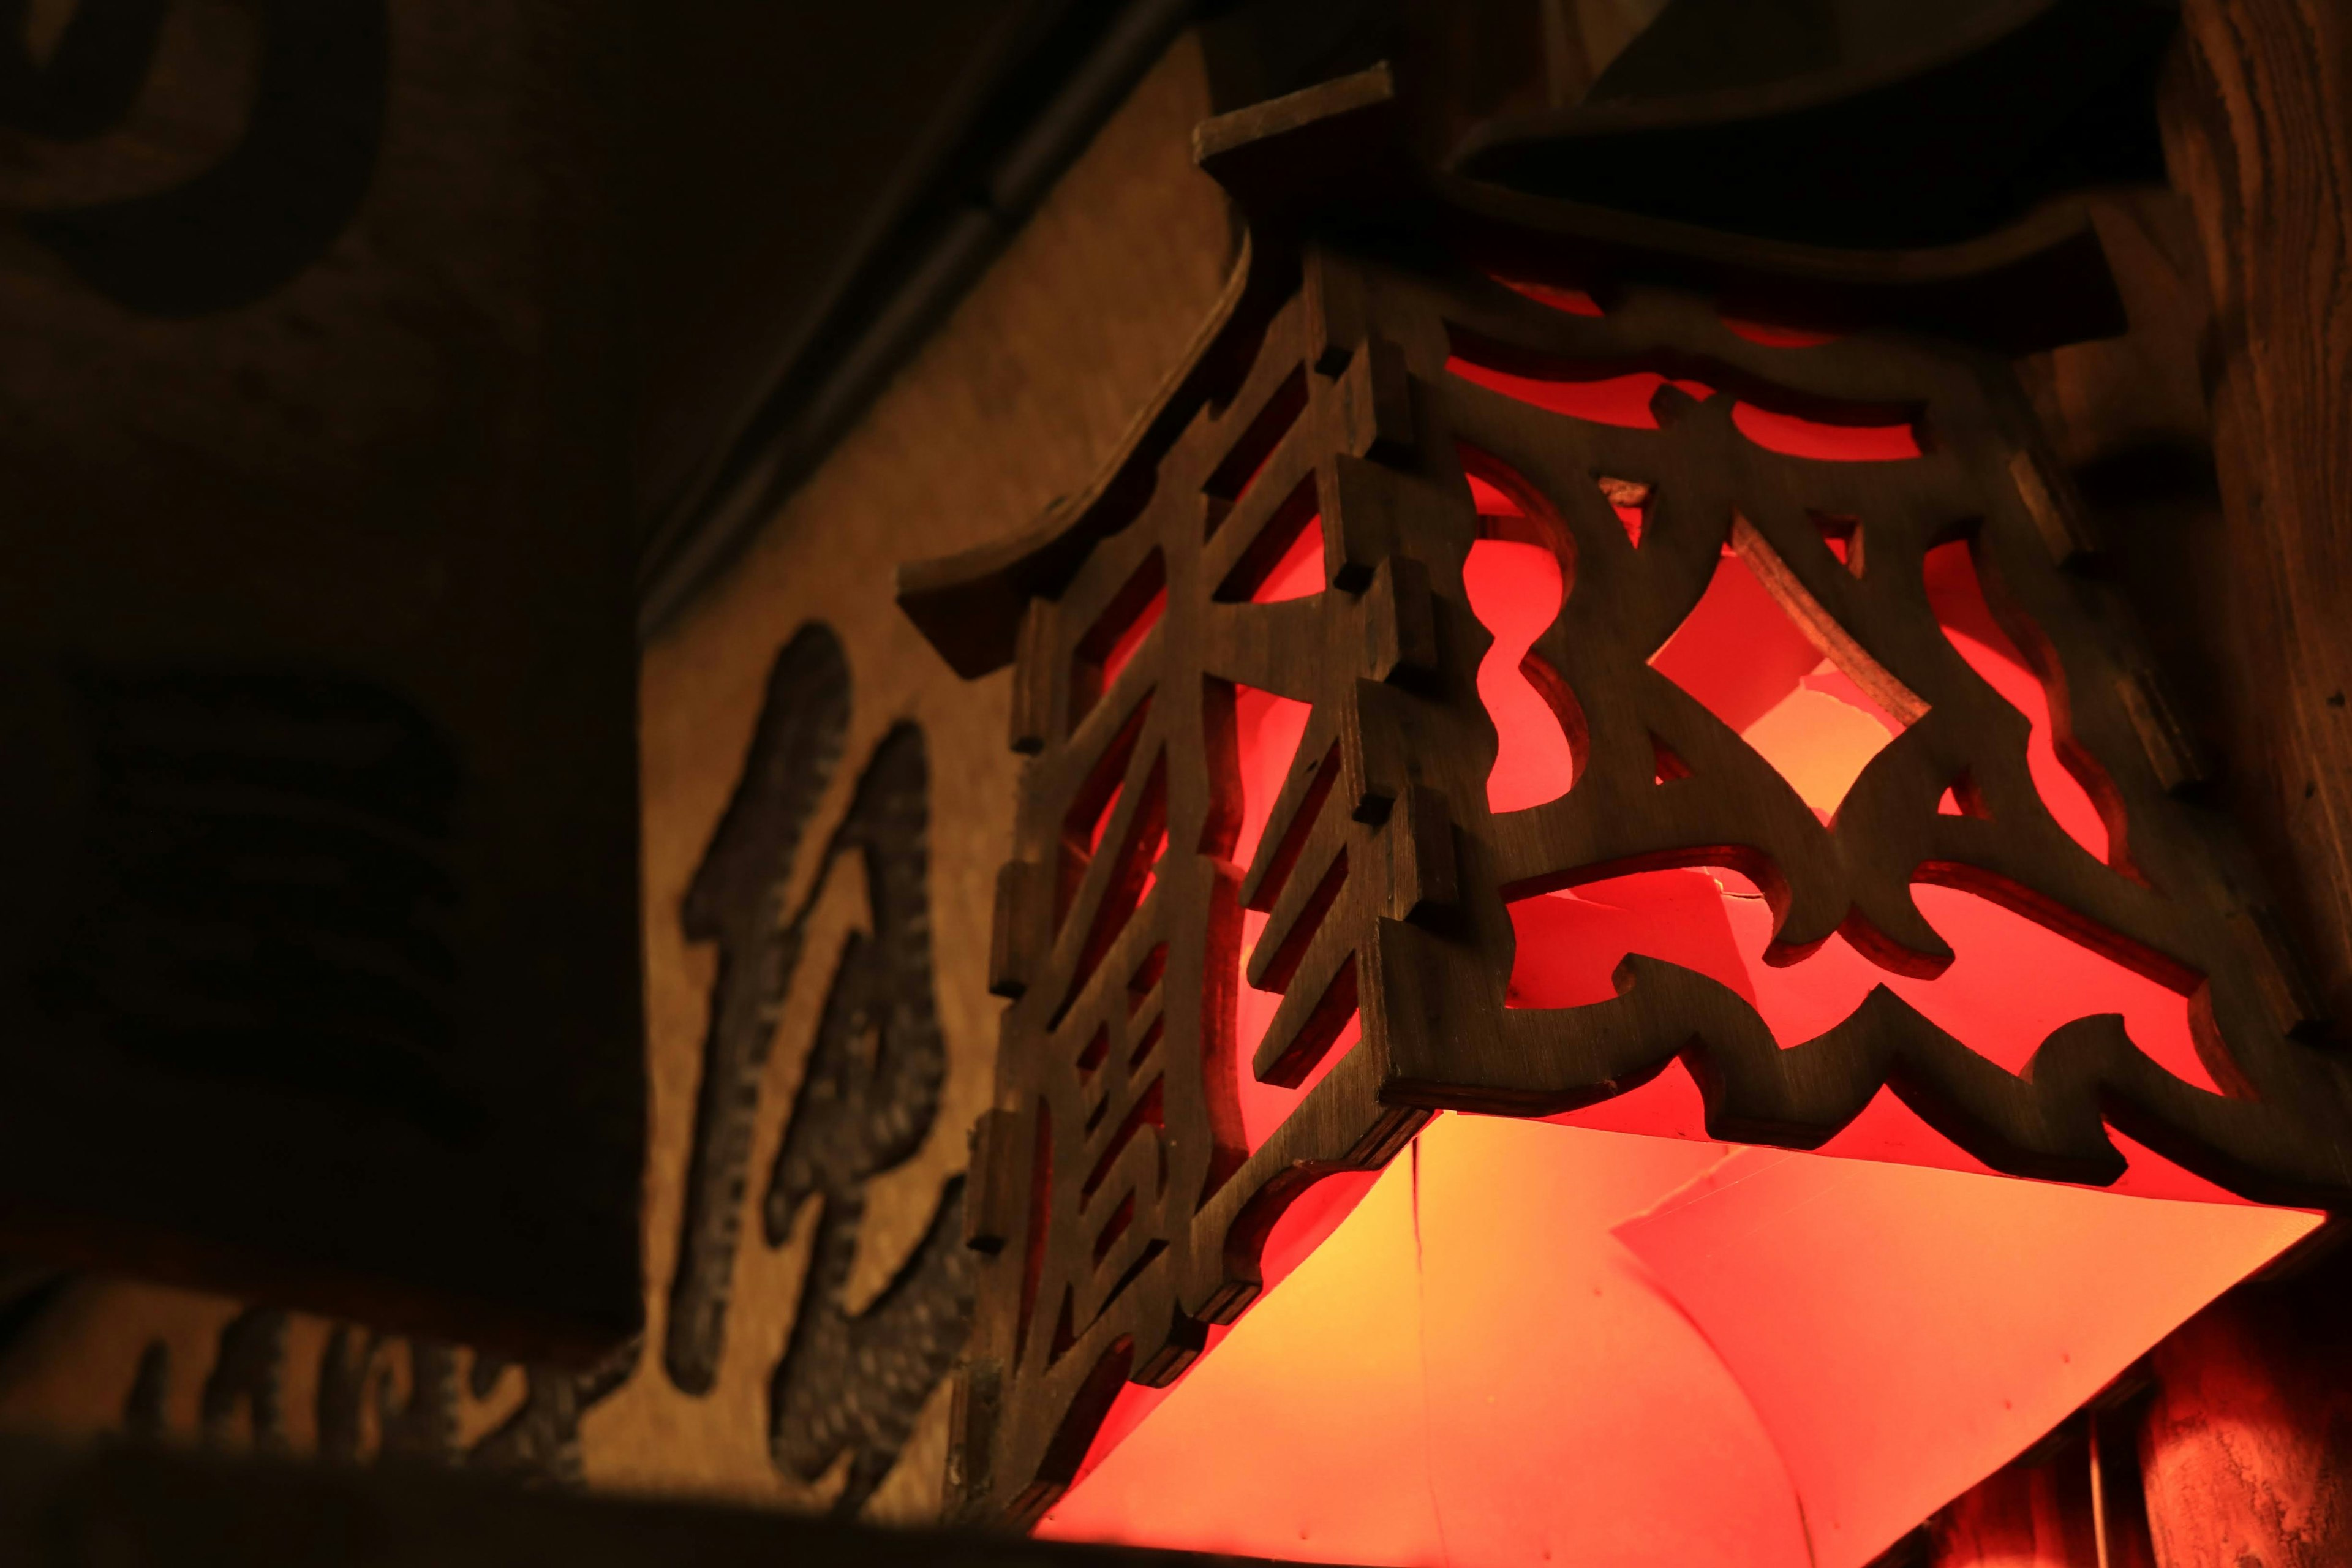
0 36 1235 1522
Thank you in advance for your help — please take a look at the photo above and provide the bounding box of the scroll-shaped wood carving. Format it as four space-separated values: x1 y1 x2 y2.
899 66 2352 1524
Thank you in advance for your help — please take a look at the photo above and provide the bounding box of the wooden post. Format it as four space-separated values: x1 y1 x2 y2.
1920 1409 2165 1567
2138 1273 2352 1567
2158 0 2352 1022
2113 4 2352 1558
1926 1453 2094 1567
1965 2 2352 1559
1923 1424 2160 1568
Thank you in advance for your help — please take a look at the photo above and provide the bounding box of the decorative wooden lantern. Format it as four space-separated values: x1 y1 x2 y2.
900 63 2352 1545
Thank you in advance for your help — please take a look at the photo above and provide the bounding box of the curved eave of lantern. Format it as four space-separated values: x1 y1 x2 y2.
895 51 2134 681
1453 0 2178 252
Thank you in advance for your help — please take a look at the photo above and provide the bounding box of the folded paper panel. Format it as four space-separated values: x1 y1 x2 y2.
1615 1148 2322 1567
1041 1118 2316 1567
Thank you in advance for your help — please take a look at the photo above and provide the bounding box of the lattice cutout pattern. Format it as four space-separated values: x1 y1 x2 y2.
940 248 2352 1525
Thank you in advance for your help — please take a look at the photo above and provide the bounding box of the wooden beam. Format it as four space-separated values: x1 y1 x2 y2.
2159 0 2352 1027
2139 1271 2352 1567
0 1435 1306 1568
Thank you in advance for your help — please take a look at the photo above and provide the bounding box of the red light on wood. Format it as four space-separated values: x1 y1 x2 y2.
906 74 2351 1553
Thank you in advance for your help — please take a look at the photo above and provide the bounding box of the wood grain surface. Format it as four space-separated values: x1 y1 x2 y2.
2155 0 2352 1029
2139 1275 2352 1568
2041 5 2352 1562
1926 1453 2094 1568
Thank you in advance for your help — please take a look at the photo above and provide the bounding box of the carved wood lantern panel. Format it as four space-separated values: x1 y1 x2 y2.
899 66 2352 1539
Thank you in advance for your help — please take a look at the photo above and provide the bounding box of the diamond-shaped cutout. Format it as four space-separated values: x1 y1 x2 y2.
1649 530 1918 820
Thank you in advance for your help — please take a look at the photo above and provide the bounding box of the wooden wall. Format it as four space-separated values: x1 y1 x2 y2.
2130 2 2352 1560
2159 0 2352 1029
2024 0 2352 1032
1961 1 2352 1561
0 0 647 1355
0 26 1234 1526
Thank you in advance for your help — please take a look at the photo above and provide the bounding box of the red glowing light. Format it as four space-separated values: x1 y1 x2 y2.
1227 684 1353 1150
1036 339 2309 1568
1732 402 1921 461
1096 587 1164 695
1448 357 1701 428
1461 514 1572 812
1485 274 1605 316
1925 538 2111 862
1038 1117 2318 1566
1449 350 1920 462
1253 513 1325 603
1722 315 1842 347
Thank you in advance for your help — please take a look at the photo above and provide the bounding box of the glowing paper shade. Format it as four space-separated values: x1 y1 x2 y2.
1039 1117 2317 1567
1615 1145 2320 1567
1040 1120 1815 1567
